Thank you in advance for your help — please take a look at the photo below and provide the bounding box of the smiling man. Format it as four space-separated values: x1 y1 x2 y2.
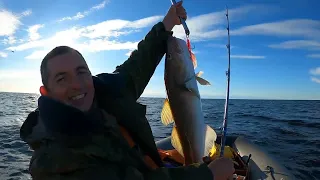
20 2 234 180
39 48 95 111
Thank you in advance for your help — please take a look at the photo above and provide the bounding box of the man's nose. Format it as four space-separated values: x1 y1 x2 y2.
69 76 83 90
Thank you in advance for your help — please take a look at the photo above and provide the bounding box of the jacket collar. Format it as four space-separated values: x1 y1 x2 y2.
93 76 163 167
20 76 163 167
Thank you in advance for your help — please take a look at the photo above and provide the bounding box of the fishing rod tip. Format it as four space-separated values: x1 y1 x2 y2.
225 5 229 16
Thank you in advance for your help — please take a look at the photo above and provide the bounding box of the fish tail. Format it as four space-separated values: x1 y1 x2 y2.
171 126 184 159
204 125 217 156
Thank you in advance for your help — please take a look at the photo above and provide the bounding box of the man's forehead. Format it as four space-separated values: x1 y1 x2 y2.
47 51 88 75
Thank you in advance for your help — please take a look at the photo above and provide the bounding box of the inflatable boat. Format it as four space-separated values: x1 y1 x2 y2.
156 135 294 180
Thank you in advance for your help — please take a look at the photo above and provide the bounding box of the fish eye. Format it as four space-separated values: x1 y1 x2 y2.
167 54 171 59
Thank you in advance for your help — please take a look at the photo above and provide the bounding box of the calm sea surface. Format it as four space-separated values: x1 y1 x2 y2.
0 92 319 179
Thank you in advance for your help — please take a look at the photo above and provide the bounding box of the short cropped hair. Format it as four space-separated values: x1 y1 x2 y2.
40 46 85 88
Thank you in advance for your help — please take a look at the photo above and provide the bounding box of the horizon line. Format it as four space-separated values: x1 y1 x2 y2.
0 91 319 101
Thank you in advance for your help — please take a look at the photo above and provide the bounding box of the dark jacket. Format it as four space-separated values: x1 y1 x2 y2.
20 22 213 180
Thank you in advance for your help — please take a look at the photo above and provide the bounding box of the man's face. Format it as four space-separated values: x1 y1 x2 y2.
45 51 95 111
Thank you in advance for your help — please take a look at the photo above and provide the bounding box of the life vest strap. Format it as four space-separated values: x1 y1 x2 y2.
119 125 185 169
119 125 159 169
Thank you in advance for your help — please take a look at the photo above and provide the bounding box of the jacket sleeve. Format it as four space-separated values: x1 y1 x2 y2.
110 22 172 100
144 163 214 180
30 163 213 180
29 146 213 180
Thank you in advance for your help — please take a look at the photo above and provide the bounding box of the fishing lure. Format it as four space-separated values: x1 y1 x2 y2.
170 0 196 68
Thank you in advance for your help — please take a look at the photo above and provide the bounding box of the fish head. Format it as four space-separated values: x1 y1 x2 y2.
165 36 195 86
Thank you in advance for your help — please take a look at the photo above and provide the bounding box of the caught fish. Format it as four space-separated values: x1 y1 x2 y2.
161 36 216 165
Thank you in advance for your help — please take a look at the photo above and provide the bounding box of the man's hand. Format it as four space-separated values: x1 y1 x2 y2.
162 1 187 31
208 157 235 180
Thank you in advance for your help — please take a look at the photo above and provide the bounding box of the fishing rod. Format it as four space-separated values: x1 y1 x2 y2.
220 7 231 157
170 0 190 36
170 0 194 62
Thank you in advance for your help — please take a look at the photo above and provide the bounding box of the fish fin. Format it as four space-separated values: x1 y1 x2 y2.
196 71 204 77
171 126 184 157
196 76 211 86
161 98 174 126
190 51 197 69
184 78 201 98
204 125 218 156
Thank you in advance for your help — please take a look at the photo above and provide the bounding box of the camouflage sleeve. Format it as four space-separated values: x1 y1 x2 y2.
28 140 212 180
112 22 172 100
144 163 213 180
30 161 213 180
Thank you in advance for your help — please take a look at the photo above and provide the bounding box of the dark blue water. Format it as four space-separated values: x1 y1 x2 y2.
0 92 319 179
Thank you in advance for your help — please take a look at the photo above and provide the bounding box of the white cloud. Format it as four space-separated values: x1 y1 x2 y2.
0 8 32 47
0 51 8 58
310 67 320 76
231 55 265 59
172 5 271 41
0 69 39 79
11 33 139 60
141 88 165 98
25 50 47 60
91 0 108 10
58 12 85 22
232 19 320 39
172 14 224 41
171 8 319 42
0 70 41 93
27 24 44 41
207 43 235 49
57 0 109 22
7 27 84 52
309 68 320 85
2 36 16 45
20 9 32 17
82 16 163 39
7 15 162 59
307 54 320 58
311 77 320 84
269 40 320 50
77 39 139 52
0 9 22 36
126 16 163 28
192 50 199 54
125 50 133 56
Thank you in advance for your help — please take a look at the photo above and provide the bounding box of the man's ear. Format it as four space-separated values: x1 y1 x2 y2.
39 86 48 96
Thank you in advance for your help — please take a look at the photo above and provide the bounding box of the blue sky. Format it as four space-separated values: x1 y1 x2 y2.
0 0 319 100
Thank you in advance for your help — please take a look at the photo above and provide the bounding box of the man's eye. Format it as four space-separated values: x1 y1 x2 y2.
78 71 89 75
57 77 65 82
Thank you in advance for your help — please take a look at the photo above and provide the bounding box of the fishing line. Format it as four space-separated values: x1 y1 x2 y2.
170 0 193 57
